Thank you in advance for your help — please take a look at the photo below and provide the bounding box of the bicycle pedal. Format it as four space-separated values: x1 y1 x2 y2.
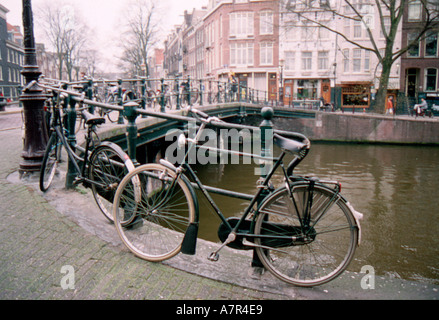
208 252 219 262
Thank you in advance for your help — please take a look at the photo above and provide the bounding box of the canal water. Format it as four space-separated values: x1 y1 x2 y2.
192 143 439 285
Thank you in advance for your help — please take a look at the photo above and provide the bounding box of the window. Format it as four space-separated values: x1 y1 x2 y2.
301 52 312 70
353 49 361 72
381 17 390 38
425 68 438 91
425 32 438 57
260 42 273 65
408 0 422 21
364 50 370 72
343 49 350 73
318 23 329 39
354 20 362 38
320 0 330 9
286 0 296 10
285 51 295 71
318 51 329 70
230 12 254 37
301 22 316 41
407 33 420 57
260 11 273 35
230 42 254 66
343 19 350 38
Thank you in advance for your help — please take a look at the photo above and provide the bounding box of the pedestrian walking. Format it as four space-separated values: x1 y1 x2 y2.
386 96 394 115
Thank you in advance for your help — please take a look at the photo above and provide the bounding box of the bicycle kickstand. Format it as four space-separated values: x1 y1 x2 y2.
208 232 236 262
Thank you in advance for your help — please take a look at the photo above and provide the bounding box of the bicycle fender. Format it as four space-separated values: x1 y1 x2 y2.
159 159 200 255
346 202 363 246
91 142 140 201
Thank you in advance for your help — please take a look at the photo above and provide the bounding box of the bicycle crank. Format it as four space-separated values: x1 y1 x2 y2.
208 232 236 262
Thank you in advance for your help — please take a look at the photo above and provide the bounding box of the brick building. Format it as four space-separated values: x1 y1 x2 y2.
400 0 439 107
203 0 280 101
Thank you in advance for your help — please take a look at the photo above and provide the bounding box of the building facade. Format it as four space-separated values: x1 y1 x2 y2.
0 4 24 100
279 0 402 110
203 0 280 101
163 0 439 111
400 0 439 107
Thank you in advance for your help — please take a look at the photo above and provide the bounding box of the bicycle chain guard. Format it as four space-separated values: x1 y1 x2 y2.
217 217 316 250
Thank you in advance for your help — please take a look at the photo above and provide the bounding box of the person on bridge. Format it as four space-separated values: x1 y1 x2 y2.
228 71 238 101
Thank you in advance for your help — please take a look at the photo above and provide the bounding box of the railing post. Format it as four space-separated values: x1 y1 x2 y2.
117 79 124 124
160 78 166 113
217 81 221 103
87 79 94 114
251 106 274 270
259 107 273 179
123 101 139 164
140 78 147 118
199 79 203 106
66 93 78 189
187 76 192 106
175 77 181 110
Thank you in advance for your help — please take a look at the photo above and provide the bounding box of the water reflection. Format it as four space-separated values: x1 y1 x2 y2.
192 143 439 285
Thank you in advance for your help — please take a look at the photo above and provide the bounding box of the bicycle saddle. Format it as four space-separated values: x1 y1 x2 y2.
273 133 307 155
81 110 106 126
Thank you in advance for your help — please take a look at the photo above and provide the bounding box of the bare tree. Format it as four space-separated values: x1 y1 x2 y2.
118 0 159 77
36 1 90 81
81 49 100 79
282 0 439 112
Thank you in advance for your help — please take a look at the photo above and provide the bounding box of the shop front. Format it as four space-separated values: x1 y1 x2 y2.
340 82 372 111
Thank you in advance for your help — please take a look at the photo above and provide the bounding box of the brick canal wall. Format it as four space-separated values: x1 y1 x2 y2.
273 111 439 145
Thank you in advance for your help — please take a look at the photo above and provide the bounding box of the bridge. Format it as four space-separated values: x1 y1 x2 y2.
35 77 317 187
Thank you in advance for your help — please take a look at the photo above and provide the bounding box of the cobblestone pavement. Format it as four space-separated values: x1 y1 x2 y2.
0 109 289 302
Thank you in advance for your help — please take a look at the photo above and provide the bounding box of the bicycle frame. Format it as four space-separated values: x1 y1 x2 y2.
48 103 112 189
167 120 293 252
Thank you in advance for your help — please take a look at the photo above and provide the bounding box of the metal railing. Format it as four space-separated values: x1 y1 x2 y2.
37 78 310 189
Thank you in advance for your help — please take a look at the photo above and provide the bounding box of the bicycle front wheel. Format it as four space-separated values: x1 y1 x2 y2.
254 183 359 287
89 143 135 223
40 133 62 192
113 163 196 262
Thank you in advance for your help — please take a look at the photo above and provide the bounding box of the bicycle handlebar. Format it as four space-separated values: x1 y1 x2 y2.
188 106 223 124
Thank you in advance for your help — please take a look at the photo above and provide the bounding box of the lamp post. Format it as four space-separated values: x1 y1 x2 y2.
19 0 48 176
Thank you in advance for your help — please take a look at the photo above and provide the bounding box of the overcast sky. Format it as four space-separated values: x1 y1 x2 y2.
1 0 207 72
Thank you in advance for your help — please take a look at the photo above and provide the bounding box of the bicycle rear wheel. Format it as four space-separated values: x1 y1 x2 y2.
89 143 135 223
254 183 359 287
40 133 62 192
105 94 120 123
113 163 196 262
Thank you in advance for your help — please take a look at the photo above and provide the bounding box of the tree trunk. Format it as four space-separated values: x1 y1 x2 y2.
373 54 393 114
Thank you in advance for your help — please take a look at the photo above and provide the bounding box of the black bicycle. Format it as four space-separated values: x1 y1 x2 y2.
112 107 363 287
39 91 136 223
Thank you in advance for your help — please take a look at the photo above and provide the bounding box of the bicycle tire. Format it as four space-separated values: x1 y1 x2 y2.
40 133 62 192
113 163 196 262
254 183 359 287
88 142 136 223
105 94 119 123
